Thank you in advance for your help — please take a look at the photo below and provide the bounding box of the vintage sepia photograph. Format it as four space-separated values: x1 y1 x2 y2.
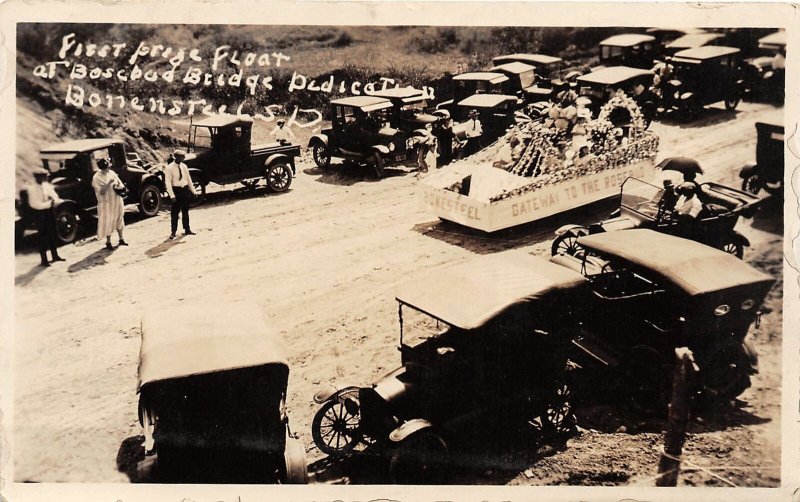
2 1 798 501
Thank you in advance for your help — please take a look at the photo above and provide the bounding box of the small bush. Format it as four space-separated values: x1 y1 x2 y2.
331 31 354 48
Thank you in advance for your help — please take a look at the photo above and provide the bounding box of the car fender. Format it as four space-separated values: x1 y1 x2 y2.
372 145 391 156
680 91 695 102
188 168 205 185
308 133 329 148
264 153 294 176
54 199 82 216
313 383 360 404
140 172 166 192
739 161 757 179
435 100 454 110
741 337 759 373
731 231 750 247
388 419 434 443
554 224 589 237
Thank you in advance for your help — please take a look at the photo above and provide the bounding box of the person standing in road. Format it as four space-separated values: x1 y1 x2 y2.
25 167 65 267
463 109 483 158
92 158 127 250
165 149 197 240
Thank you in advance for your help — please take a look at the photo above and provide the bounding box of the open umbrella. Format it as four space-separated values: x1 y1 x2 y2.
656 157 704 178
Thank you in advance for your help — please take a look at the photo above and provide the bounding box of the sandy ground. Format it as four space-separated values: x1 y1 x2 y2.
12 100 784 485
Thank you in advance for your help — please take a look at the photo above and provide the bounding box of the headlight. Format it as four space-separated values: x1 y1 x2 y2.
741 299 755 310
714 304 731 316
389 142 396 152
406 139 415 150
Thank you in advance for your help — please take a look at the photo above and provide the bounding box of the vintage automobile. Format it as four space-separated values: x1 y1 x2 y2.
436 71 511 112
646 27 710 47
309 96 427 178
136 303 308 484
663 32 724 56
575 66 657 126
184 114 300 196
311 251 585 483
597 33 658 69
452 93 519 148
742 30 786 103
659 46 744 120
552 175 760 259
369 86 441 133
17 139 165 244
740 122 784 197
492 53 564 84
550 229 775 404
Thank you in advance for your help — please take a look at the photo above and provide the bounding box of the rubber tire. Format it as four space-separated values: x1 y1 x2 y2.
389 431 449 485
312 141 331 170
266 162 293 192
190 180 207 207
311 399 362 457
282 437 308 484
371 153 385 179
721 237 745 259
741 174 761 195
702 345 752 401
551 232 585 257
54 205 79 245
138 183 162 217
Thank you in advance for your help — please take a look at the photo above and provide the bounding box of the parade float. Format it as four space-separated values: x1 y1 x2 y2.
420 90 660 232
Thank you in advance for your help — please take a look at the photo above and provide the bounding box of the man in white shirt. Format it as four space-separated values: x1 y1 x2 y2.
271 119 297 144
165 149 198 240
25 167 65 266
463 109 483 157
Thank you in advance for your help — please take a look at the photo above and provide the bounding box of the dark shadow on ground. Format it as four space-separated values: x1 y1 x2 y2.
413 198 619 255
750 195 784 234
145 235 186 258
303 160 415 187
14 263 49 287
658 106 741 130
116 435 147 482
67 246 115 273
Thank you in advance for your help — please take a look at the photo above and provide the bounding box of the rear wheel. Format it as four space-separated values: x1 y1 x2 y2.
703 345 752 401
311 398 362 457
267 162 292 192
312 141 331 169
624 345 669 415
138 183 162 217
389 431 449 484
54 205 79 244
282 437 308 484
721 236 745 259
741 174 761 195
551 231 585 257
370 152 385 179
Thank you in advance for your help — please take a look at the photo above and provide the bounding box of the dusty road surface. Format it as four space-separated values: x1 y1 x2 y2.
14 100 784 485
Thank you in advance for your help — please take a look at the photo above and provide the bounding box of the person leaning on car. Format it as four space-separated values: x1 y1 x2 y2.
165 149 197 240
25 166 65 267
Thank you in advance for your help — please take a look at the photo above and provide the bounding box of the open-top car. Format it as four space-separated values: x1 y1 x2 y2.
136 303 307 484
659 46 744 120
740 122 784 197
492 53 563 83
311 251 586 483
310 95 427 178
551 229 775 405
184 114 300 195
18 139 165 244
452 93 519 142
576 66 657 125
552 175 760 259
597 34 658 69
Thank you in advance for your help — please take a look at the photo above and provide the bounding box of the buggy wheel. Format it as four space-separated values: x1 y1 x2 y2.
370 153 385 179
138 183 162 217
54 205 79 245
389 431 449 484
721 237 744 259
266 162 292 192
724 95 741 111
542 383 576 435
311 399 362 457
551 232 585 257
741 174 761 195
311 141 331 169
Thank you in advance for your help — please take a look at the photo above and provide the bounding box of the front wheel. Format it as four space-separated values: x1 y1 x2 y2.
720 236 745 259
311 141 331 170
702 345 752 401
370 152 385 179
741 174 761 195
266 162 293 192
724 95 741 111
311 398 362 457
551 231 585 257
54 205 79 244
190 180 207 207
138 183 162 217
389 431 449 485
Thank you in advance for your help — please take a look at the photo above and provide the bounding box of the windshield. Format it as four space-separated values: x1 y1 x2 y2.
192 126 213 151
518 70 536 89
400 304 452 349
621 178 664 219
601 45 624 60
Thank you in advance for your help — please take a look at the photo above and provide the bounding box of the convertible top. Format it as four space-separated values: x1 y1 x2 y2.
453 72 509 84
490 62 536 75
666 33 724 50
41 138 123 154
758 30 786 49
331 95 394 112
370 87 430 103
577 230 774 296
493 53 562 66
578 66 654 86
396 250 587 330
672 46 740 62
138 302 288 390
458 94 518 109
600 34 656 47
193 114 255 128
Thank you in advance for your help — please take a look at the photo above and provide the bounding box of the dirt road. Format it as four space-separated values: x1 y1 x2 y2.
13 100 784 485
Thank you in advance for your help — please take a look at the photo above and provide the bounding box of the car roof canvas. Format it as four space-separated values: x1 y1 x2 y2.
453 72 509 84
493 53 563 66
646 27 708 36
577 229 774 297
490 61 536 75
457 93 518 108
600 34 656 47
672 45 740 61
138 302 288 389
331 95 393 111
193 114 255 128
395 250 587 330
758 30 787 48
578 66 654 86
666 33 724 49
370 87 428 102
40 138 123 154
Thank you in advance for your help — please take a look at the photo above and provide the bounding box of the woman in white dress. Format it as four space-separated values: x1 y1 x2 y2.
92 158 127 250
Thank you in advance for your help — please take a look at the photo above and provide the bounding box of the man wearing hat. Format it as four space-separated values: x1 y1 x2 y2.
271 118 296 145
165 149 198 240
25 166 65 266
463 109 483 158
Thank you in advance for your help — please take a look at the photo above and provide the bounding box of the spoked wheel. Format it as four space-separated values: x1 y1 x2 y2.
724 95 741 111
241 179 260 190
312 141 331 169
54 205 79 244
551 232 585 257
741 174 761 195
370 153 385 179
720 237 744 259
190 180 207 207
311 399 362 457
542 383 576 435
266 162 293 192
389 431 449 485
